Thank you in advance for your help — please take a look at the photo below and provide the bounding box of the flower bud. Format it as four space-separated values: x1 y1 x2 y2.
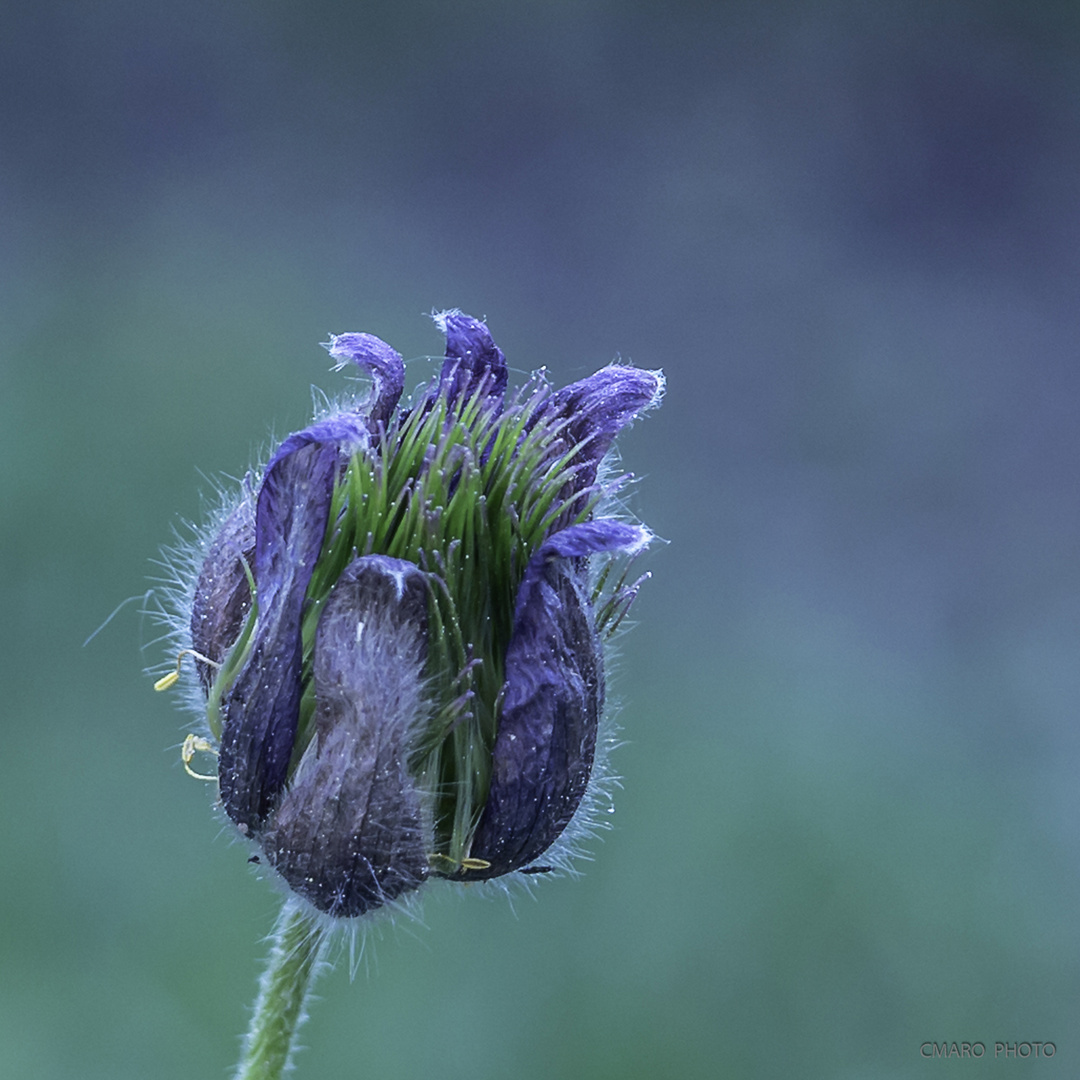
160 311 663 918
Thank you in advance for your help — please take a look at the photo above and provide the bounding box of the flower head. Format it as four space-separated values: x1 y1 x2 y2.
162 311 663 919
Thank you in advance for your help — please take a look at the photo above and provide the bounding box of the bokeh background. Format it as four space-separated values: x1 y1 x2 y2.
3 2 1079 1077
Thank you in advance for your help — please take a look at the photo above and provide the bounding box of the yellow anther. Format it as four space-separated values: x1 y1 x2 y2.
459 857 491 871
153 670 180 692
181 733 219 781
426 853 492 873
154 649 221 692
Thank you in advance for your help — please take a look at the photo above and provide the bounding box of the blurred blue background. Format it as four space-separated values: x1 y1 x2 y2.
2 2 1079 1077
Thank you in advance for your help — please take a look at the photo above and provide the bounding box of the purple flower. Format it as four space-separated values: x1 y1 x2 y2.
164 311 663 918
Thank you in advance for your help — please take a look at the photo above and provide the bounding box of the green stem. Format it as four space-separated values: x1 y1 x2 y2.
235 901 328 1080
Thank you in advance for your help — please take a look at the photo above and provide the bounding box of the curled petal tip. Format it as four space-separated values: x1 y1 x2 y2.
317 332 405 425
543 519 653 560
430 307 475 339
321 331 402 371
639 367 665 411
432 308 507 406
621 524 655 557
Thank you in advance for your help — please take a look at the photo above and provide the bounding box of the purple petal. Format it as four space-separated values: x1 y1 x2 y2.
260 555 431 917
266 411 370 475
321 332 406 426
433 309 508 409
539 365 664 516
217 440 338 830
514 520 652 613
462 519 652 877
190 489 256 692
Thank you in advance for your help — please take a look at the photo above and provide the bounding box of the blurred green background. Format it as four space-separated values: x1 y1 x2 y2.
2 1 1079 1077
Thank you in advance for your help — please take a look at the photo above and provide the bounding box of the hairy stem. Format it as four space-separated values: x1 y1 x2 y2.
235 901 327 1080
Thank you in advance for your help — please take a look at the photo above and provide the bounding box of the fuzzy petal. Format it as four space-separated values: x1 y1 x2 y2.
540 365 664 520
260 555 431 917
462 519 652 877
321 332 406 426
433 309 508 410
217 440 338 830
266 411 370 475
190 489 255 691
